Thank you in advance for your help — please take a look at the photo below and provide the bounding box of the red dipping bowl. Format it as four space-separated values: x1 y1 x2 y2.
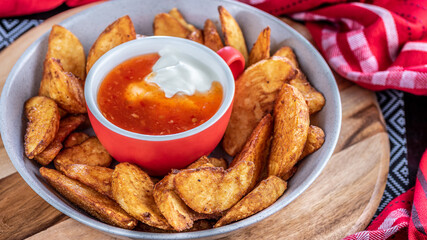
85 37 243 176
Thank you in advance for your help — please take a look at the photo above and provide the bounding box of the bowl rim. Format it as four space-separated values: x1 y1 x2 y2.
85 36 235 142
0 0 342 239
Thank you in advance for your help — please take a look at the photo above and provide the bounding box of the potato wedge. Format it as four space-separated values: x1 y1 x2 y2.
203 19 224 52
214 176 287 227
35 114 86 165
39 58 86 114
230 113 273 190
268 84 310 177
218 6 248 63
273 47 325 114
186 156 228 169
46 25 85 81
248 27 270 66
282 166 297 181
63 132 90 148
153 13 191 38
153 173 195 231
187 30 204 44
223 57 296 156
54 137 112 172
112 163 171 230
86 15 136 74
169 8 196 31
300 125 325 159
174 160 254 214
24 96 60 159
289 70 325 114
273 46 298 67
62 164 114 199
39 167 137 229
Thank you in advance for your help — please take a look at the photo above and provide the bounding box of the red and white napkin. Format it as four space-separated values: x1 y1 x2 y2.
241 0 427 95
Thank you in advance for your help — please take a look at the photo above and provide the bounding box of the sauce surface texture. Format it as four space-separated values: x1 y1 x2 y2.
98 53 223 135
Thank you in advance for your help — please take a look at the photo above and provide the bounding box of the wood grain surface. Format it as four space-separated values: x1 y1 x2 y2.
0 3 389 240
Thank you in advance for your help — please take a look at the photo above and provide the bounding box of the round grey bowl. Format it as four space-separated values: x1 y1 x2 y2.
0 0 341 239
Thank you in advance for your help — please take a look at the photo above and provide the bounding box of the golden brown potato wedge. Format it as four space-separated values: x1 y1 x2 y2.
54 137 112 172
218 6 248 63
248 27 270 66
112 163 171 230
39 167 137 229
273 47 325 114
153 13 191 38
153 173 195 231
268 84 310 177
35 114 86 165
230 113 273 190
289 70 325 114
223 57 296 156
174 160 254 214
186 156 228 169
300 125 325 159
168 8 196 31
86 15 136 74
203 19 224 52
282 166 297 181
63 132 90 148
24 96 60 159
46 25 85 81
187 30 204 44
214 176 287 227
273 46 298 67
39 58 86 114
61 164 114 199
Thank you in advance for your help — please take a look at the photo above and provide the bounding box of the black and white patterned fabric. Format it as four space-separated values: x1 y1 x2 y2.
0 19 411 218
375 90 409 217
0 19 42 50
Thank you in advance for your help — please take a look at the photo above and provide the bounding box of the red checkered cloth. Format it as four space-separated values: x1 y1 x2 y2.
241 0 427 95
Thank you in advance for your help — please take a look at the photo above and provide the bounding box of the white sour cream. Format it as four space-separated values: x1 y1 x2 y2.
145 46 217 98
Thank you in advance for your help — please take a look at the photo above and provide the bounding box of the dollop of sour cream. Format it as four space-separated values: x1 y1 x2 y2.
145 46 217 98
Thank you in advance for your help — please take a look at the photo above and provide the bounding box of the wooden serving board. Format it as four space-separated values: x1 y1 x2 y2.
0 4 390 240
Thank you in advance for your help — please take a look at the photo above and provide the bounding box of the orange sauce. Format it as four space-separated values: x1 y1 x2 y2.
97 53 223 135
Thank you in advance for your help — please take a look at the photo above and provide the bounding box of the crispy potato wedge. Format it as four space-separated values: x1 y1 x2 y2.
86 15 136 74
169 8 196 31
214 176 287 227
289 70 325 114
248 27 270 66
112 163 171 230
203 19 224 52
282 166 297 181
153 168 221 231
54 137 112 172
187 30 204 44
46 25 85 81
153 173 195 231
62 164 114 199
300 125 325 159
273 46 298 67
268 84 310 177
223 57 296 156
35 114 86 165
39 58 86 114
230 113 273 190
63 132 90 148
174 160 254 214
153 13 191 38
39 167 137 229
186 156 228 169
24 96 60 159
273 47 325 114
218 6 248 63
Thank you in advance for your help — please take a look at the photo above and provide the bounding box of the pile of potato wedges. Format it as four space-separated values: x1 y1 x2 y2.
23 6 326 232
